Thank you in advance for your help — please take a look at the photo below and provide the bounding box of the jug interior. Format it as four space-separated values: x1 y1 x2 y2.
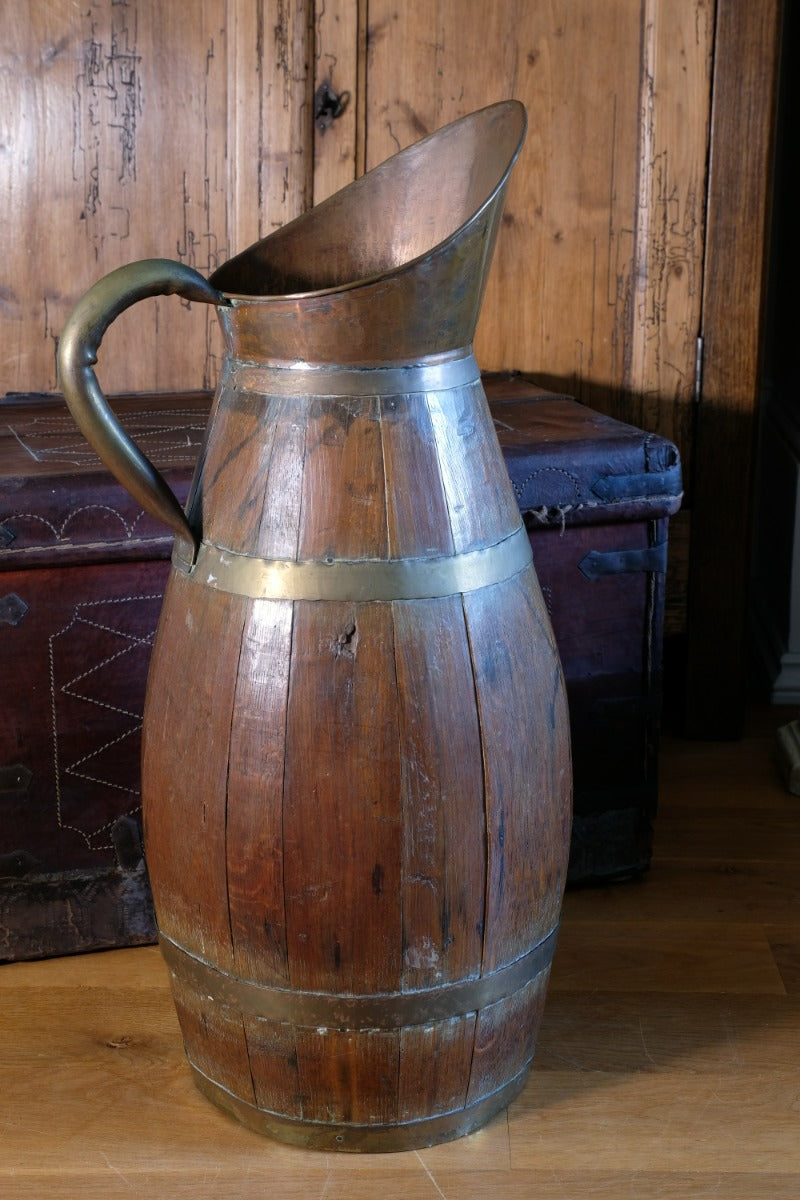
210 101 526 298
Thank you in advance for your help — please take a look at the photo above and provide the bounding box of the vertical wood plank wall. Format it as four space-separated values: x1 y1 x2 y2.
1 0 713 453
363 0 713 474
0 1 783 724
311 1 359 202
0 0 315 397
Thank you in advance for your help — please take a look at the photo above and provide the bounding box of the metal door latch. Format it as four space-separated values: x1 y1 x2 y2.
315 80 351 132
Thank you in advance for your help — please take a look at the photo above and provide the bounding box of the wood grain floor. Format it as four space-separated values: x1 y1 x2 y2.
2 707 799 1199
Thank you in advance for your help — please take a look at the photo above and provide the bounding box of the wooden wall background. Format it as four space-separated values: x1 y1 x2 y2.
0 0 712 437
0 1 314 396
0 0 784 733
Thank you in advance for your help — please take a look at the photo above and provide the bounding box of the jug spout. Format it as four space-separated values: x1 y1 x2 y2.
210 100 527 366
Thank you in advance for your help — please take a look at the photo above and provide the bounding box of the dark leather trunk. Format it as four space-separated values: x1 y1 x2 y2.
489 374 682 885
0 393 208 960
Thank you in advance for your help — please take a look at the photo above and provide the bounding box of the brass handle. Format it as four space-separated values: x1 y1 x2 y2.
57 258 228 556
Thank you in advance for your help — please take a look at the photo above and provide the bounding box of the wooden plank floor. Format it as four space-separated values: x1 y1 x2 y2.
2 707 799 1199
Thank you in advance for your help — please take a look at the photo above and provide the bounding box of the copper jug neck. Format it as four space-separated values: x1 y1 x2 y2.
208 101 526 364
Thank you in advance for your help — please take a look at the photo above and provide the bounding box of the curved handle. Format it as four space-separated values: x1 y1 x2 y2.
57 258 229 556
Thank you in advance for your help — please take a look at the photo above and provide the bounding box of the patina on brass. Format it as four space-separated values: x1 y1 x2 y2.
228 348 481 398
160 926 558 1029
57 259 227 554
188 1064 531 1153
185 525 532 601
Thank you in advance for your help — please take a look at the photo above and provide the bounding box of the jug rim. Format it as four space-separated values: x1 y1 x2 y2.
210 99 527 304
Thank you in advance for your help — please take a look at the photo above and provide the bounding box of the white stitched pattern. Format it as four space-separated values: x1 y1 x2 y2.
0 504 175 552
48 593 163 852
1 535 171 555
5 408 205 469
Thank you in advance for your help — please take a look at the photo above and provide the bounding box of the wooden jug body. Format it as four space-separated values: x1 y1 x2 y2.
57 101 572 1150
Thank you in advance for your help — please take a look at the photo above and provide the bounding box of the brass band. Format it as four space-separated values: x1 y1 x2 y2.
159 926 557 1030
189 1060 532 1152
228 348 480 398
181 523 533 601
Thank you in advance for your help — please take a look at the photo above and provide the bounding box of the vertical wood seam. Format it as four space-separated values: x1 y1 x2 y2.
371 394 390 558
425 391 459 554
275 597 299 1114
387 597 405 1107
377 394 394 557
252 395 284 553
459 594 490 978
356 0 368 178
683 3 717 508
294 399 311 563
280 600 297 990
303 0 316 212
379 387 403 1102
225 0 237 271
256 0 266 240
695 0 721 373
224 603 249 970
239 1016 259 1110
459 592 489 1101
625 0 657 406
385 598 405 990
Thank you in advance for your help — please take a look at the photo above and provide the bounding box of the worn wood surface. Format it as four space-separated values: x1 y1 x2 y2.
1 706 798 1196
0 0 313 397
142 574 249 973
312 0 359 203
140 370 571 1140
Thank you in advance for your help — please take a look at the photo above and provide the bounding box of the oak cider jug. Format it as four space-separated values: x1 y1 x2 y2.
58 101 572 1152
